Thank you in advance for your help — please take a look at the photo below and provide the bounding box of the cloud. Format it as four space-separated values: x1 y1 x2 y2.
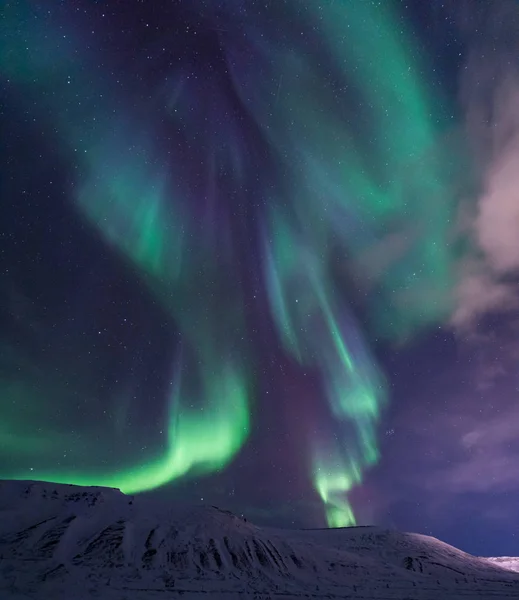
432 406 519 495
451 260 518 330
371 324 519 531
476 93 519 274
381 397 519 531
452 4 519 330
401 404 519 498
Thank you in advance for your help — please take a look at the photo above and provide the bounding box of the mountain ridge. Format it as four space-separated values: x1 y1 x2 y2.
1 479 518 599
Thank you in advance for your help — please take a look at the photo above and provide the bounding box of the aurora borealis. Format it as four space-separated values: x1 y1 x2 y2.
3 0 519 556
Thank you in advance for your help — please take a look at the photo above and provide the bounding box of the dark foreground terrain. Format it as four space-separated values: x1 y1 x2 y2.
1 480 518 599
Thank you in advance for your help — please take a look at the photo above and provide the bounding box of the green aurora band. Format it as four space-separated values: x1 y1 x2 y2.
1 0 462 525
0 361 249 495
227 1 458 524
0 1 251 494
264 208 384 526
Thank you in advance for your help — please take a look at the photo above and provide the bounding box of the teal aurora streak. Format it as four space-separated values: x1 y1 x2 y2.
0 0 460 526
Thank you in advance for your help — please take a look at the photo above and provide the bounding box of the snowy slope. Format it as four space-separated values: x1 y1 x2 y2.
0 480 518 599
484 557 519 573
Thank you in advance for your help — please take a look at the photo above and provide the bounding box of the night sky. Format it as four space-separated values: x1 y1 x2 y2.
2 0 519 558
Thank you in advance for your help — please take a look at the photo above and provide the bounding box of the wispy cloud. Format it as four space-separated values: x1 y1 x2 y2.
452 1 519 330
377 326 519 530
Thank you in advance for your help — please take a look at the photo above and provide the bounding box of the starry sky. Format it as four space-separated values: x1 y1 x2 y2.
2 0 519 557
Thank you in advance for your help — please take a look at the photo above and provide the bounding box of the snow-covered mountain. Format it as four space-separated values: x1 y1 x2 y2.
0 480 518 599
485 557 519 574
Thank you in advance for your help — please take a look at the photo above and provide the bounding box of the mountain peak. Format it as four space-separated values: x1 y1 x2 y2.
1 479 518 599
